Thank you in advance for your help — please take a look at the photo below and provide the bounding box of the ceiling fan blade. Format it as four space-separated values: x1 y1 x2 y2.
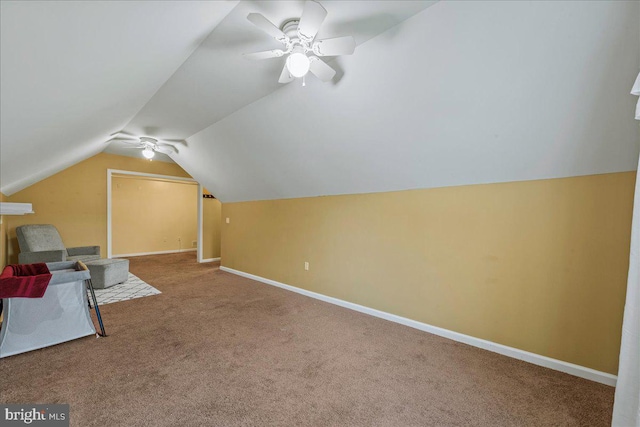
297 1 327 42
313 36 355 56
243 49 285 61
155 147 175 156
247 13 289 44
109 138 137 143
105 131 137 143
309 56 336 82
278 62 294 84
157 142 178 153
119 140 144 146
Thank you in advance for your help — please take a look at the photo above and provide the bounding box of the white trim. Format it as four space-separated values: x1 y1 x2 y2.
113 248 197 258
219 266 617 387
108 169 197 182
107 171 112 259
106 169 200 260
200 257 221 263
197 184 204 263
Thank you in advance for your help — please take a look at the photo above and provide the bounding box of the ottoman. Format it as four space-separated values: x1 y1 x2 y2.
86 258 129 289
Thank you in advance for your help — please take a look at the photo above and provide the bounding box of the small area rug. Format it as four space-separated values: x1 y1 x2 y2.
92 273 160 305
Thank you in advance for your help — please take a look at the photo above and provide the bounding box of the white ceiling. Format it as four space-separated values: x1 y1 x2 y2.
180 0 640 202
122 1 437 140
0 0 237 194
1 1 638 201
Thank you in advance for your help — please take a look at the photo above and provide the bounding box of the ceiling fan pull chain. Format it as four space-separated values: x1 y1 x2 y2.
302 76 306 87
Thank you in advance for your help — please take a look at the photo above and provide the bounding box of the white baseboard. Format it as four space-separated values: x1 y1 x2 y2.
220 266 617 387
200 257 221 263
113 248 197 258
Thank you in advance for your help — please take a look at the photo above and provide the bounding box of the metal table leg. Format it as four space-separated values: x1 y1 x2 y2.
85 279 107 337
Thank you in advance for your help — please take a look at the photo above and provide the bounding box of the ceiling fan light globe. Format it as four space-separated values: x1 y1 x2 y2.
142 147 155 159
286 52 311 78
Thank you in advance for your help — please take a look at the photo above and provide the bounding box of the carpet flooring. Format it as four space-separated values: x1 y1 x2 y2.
0 253 614 426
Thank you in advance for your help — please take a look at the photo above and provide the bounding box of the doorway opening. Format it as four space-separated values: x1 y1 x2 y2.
107 169 204 261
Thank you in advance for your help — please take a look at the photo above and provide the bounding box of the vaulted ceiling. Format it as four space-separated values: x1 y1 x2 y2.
1 1 638 201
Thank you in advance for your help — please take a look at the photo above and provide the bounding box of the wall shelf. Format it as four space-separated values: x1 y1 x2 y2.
0 202 34 215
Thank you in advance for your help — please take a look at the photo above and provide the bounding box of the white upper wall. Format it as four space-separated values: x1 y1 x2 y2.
0 0 237 195
180 0 640 202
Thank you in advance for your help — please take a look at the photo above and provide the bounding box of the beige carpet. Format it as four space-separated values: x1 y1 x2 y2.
0 252 614 426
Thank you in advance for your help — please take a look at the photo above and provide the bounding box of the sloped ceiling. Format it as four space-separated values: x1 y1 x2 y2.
122 1 437 140
179 0 640 202
0 0 436 195
1 1 638 202
0 0 238 194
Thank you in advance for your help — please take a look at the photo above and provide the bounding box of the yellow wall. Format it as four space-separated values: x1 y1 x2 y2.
6 153 191 264
221 172 636 374
0 192 6 269
112 176 198 255
202 190 222 260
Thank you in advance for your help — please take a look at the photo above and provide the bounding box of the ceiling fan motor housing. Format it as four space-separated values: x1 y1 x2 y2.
280 19 312 55
281 19 300 39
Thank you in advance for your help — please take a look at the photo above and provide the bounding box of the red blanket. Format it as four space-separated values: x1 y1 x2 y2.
0 263 52 298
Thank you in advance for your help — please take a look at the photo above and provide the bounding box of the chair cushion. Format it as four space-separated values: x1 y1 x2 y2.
16 225 65 252
67 254 101 263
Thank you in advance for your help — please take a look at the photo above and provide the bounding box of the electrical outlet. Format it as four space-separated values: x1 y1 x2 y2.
304 261 309 271
226 217 230 224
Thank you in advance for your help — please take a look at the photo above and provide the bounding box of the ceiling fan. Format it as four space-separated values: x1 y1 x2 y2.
243 0 356 84
106 132 180 159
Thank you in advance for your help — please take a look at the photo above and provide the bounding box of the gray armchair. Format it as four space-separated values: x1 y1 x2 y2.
16 224 101 264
